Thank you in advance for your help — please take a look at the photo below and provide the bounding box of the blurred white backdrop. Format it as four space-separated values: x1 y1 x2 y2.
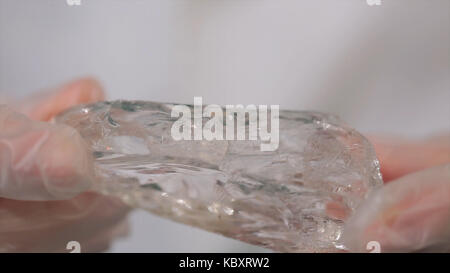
0 0 449 252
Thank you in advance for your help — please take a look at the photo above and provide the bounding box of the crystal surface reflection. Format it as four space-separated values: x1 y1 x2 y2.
56 101 383 252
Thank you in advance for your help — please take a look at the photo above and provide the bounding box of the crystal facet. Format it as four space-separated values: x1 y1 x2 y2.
56 100 383 252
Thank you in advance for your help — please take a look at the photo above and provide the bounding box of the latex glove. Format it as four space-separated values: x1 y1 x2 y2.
0 78 130 252
343 135 450 252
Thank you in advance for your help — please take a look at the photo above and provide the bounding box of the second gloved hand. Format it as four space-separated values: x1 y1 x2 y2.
343 136 450 252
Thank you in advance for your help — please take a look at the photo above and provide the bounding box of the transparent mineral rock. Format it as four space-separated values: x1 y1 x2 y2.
55 100 383 252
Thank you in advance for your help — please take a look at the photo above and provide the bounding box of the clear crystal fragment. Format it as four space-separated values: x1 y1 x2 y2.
56 100 383 252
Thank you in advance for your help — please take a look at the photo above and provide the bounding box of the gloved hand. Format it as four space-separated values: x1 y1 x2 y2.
343 135 450 252
0 78 130 252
